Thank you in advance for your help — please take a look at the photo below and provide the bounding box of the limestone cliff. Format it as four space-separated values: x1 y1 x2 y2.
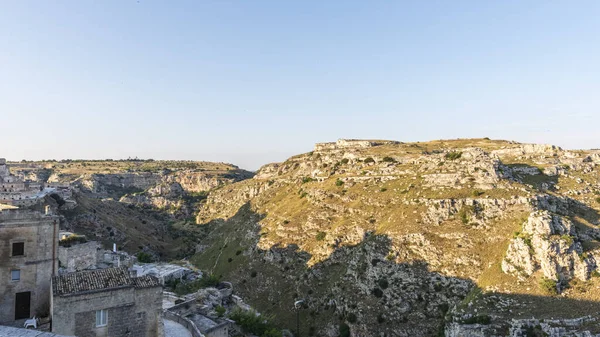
191 139 600 336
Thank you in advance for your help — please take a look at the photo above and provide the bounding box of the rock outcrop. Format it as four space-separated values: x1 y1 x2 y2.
191 138 600 336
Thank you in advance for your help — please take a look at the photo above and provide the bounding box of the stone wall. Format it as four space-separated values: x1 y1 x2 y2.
0 210 58 323
58 241 99 273
52 285 163 337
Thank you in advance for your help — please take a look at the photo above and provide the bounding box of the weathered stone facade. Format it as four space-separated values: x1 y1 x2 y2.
58 240 99 273
51 267 164 337
0 209 59 323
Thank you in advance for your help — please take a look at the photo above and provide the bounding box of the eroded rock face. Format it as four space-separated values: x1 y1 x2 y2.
80 172 161 194
192 139 600 335
502 211 596 282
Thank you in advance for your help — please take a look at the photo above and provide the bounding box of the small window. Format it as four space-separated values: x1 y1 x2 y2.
11 270 20 281
12 242 24 256
95 309 107 327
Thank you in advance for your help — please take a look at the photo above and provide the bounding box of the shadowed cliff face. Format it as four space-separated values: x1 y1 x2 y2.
191 139 600 336
193 204 474 336
192 203 600 336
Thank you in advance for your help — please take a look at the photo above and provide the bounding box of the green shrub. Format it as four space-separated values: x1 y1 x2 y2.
340 158 349 164
316 231 326 241
461 315 491 325
302 177 314 184
335 179 344 187
472 190 484 197
347 312 357 323
523 325 546 337
380 187 387 192
560 234 574 246
377 314 385 323
458 206 473 225
539 277 558 295
382 156 396 163
438 303 449 315
372 287 384 298
228 308 281 337
136 252 154 263
445 151 462 160
300 191 308 198
595 197 600 204
378 278 389 289
513 231 533 249
364 157 375 163
215 305 226 317
173 274 220 296
339 323 350 337
262 329 283 337
251 271 258 278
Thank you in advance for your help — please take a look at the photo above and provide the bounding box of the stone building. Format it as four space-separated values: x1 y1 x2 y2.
51 267 164 337
0 208 59 323
57 239 99 273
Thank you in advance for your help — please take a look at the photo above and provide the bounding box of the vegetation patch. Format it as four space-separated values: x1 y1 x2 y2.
445 151 462 160
136 251 154 263
228 308 282 337
339 323 350 337
461 315 491 325
539 277 558 295
167 274 220 296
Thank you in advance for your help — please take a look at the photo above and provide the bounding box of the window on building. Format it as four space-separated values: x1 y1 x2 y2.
11 270 20 281
95 309 108 327
12 242 24 256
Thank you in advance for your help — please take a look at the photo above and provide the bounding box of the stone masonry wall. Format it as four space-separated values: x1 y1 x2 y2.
58 241 99 273
52 285 163 337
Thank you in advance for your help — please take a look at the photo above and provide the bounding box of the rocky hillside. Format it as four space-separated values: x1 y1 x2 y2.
191 139 600 336
12 159 254 259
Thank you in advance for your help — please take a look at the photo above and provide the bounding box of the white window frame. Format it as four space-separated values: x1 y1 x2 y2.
11 269 20 281
95 309 108 327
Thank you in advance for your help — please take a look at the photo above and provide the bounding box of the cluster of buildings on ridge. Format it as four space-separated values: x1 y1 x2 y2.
0 158 70 207
1 158 235 337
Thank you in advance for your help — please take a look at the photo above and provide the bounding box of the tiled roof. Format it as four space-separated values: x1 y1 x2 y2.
132 274 162 288
53 267 160 296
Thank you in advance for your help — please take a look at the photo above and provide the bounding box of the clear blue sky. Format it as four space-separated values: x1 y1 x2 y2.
1 1 598 170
